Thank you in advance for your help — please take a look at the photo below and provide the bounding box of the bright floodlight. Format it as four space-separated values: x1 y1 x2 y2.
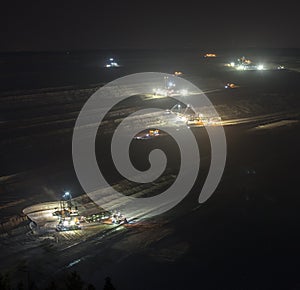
230 62 235 67
109 58 114 61
257 64 264 70
63 191 70 201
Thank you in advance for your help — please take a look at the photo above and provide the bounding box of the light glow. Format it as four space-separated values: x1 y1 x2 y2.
180 89 188 96
257 64 264 70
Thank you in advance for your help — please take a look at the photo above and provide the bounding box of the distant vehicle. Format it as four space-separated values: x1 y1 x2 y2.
149 129 160 136
174 71 183 76
186 117 204 126
204 53 217 58
134 129 160 140
225 83 238 89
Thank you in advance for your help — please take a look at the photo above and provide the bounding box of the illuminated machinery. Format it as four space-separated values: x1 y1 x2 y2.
186 116 204 126
170 103 196 117
88 211 127 225
133 129 160 140
54 192 81 232
229 56 264 71
224 83 238 89
148 129 160 137
56 216 81 232
153 76 178 97
110 211 128 225
170 103 204 126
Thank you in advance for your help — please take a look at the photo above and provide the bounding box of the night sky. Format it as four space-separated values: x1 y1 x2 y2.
1 0 299 51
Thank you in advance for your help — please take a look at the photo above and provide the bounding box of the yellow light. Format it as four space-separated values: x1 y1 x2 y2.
174 71 183 76
204 53 216 57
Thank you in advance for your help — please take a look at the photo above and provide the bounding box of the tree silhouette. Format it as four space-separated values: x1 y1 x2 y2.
45 280 57 290
0 273 11 290
86 284 96 290
17 281 24 290
27 273 37 290
65 271 84 290
103 277 115 290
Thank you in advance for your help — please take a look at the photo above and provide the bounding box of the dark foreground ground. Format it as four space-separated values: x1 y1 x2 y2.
0 49 300 289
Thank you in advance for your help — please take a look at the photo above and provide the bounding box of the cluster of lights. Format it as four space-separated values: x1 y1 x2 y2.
152 76 189 97
234 64 265 71
105 58 120 68
226 56 265 71
153 88 169 96
63 191 70 199
152 88 189 97
62 219 77 227
237 64 245 70
168 81 175 88
180 89 188 96
257 64 264 70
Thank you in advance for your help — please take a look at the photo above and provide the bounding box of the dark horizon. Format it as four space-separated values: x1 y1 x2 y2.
1 46 300 54
1 1 299 52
